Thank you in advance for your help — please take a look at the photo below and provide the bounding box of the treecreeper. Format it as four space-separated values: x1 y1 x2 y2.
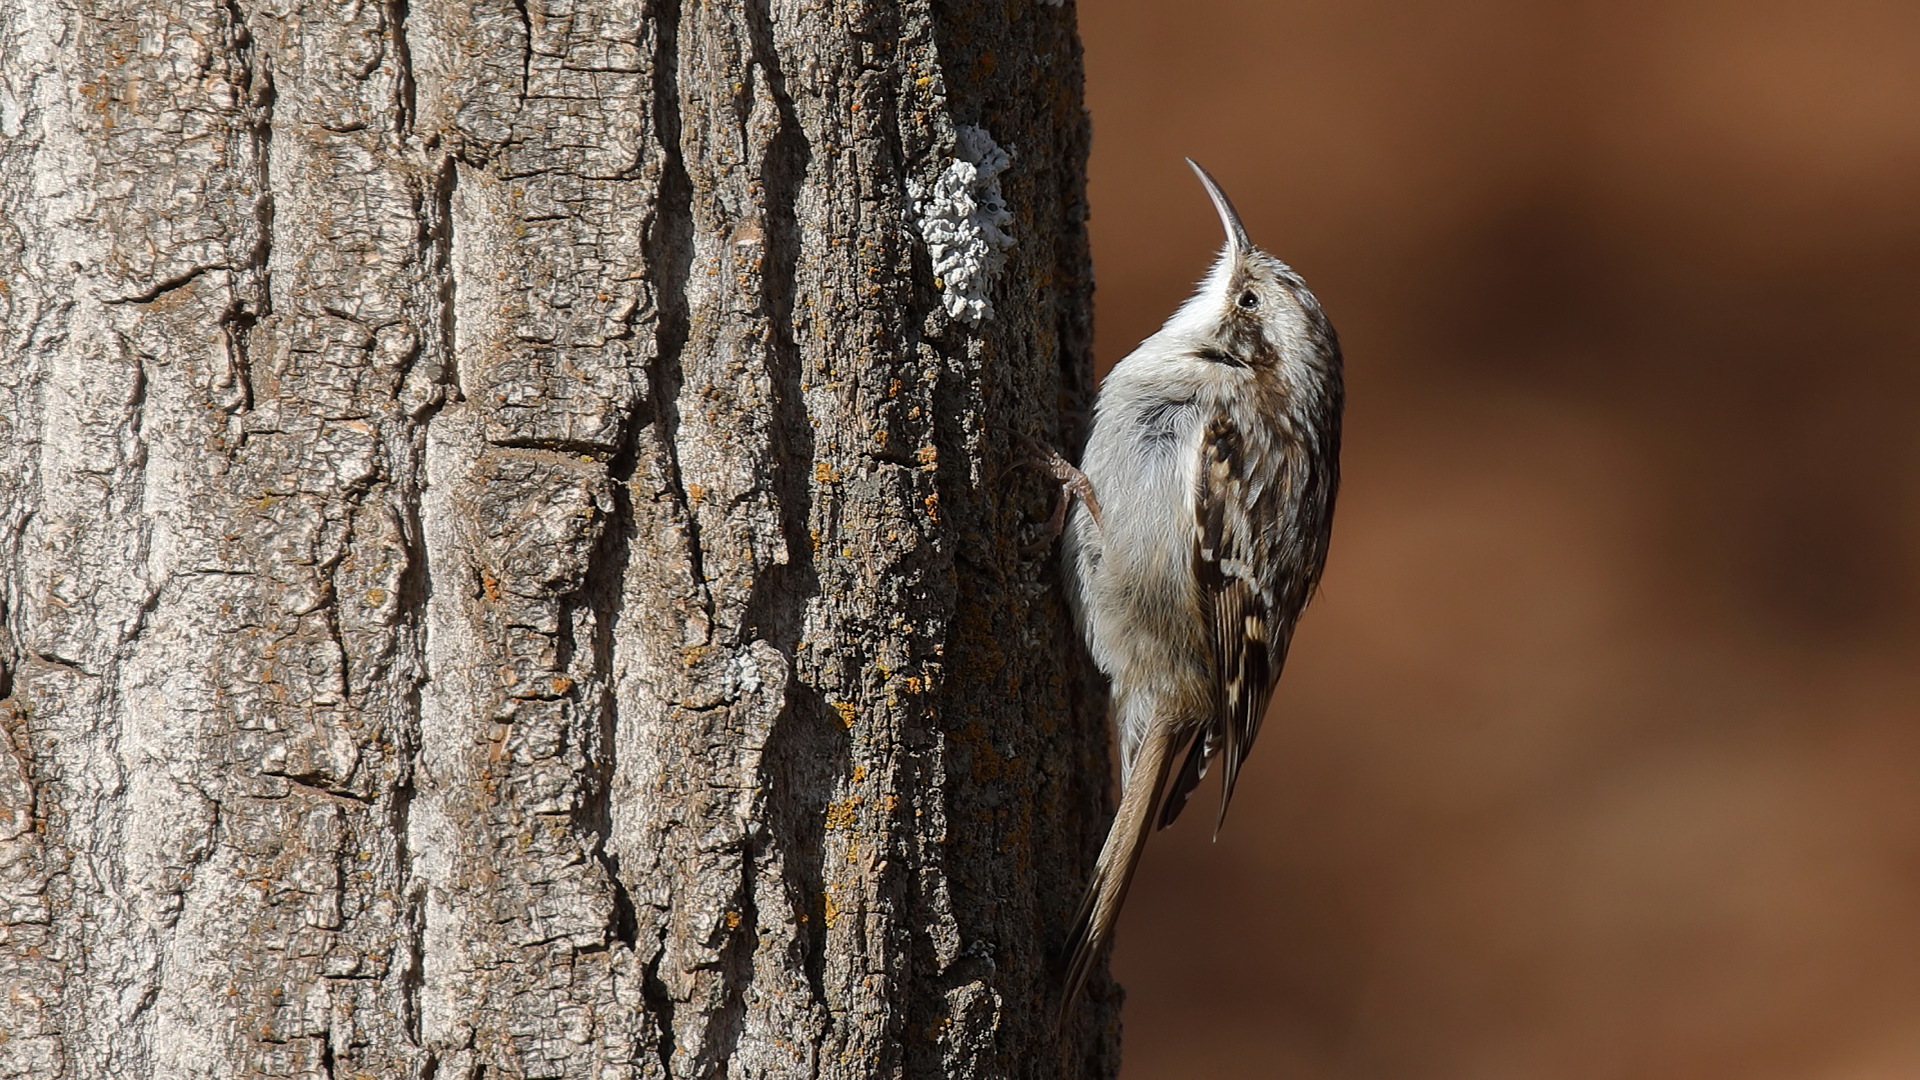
1056 160 1345 1018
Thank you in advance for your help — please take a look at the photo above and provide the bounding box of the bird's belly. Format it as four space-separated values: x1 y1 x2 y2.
1076 462 1209 703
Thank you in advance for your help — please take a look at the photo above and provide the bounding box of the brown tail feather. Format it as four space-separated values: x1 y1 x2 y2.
1058 721 1184 1026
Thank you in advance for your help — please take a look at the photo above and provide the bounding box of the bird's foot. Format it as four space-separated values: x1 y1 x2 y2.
1008 432 1103 553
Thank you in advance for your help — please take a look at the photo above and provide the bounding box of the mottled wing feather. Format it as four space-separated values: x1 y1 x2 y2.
1160 413 1281 835
1212 575 1273 834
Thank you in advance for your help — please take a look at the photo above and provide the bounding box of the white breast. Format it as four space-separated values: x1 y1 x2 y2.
1063 343 1233 723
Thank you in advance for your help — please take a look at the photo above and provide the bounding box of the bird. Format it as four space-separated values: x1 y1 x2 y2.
1056 160 1343 1020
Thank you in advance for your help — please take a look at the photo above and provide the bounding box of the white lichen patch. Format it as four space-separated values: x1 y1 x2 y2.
733 649 763 696
910 125 1015 325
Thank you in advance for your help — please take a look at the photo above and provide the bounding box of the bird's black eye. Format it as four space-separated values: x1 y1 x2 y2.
1237 289 1259 310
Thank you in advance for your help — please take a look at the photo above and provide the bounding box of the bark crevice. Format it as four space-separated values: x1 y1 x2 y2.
386 0 417 139
640 0 712 629
431 155 461 402
104 265 223 305
510 0 532 102
640 922 679 1077
583 422 638 951
737 0 814 653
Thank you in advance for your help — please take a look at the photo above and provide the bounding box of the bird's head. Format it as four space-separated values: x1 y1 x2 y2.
1167 159 1338 389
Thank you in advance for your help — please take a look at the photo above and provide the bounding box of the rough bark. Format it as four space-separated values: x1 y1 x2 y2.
0 0 1114 1076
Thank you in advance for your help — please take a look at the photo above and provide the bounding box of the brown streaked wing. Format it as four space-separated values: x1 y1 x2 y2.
1159 414 1279 834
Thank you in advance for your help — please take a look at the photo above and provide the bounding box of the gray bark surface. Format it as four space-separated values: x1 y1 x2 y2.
0 0 1114 1075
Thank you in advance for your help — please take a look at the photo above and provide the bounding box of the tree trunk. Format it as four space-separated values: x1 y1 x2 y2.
0 0 1113 1075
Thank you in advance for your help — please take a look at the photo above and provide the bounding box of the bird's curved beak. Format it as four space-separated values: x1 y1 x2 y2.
1187 158 1250 257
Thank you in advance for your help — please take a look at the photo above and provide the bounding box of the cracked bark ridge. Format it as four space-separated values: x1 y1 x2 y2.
0 0 1111 1076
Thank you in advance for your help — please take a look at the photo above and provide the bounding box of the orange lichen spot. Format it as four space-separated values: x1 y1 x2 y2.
830 701 857 728
686 482 705 506
364 588 387 607
813 461 839 485
724 910 742 930
481 571 501 602
887 378 902 399
824 797 860 830
823 891 841 929
549 676 573 696
916 444 937 467
923 493 940 520
850 764 867 783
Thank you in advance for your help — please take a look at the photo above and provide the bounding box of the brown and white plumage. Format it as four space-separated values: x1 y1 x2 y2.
1058 161 1342 1019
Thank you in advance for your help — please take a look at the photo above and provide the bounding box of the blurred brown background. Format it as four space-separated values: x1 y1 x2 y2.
1077 2 1920 1077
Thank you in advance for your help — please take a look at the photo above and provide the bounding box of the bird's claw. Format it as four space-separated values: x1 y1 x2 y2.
1007 431 1103 554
